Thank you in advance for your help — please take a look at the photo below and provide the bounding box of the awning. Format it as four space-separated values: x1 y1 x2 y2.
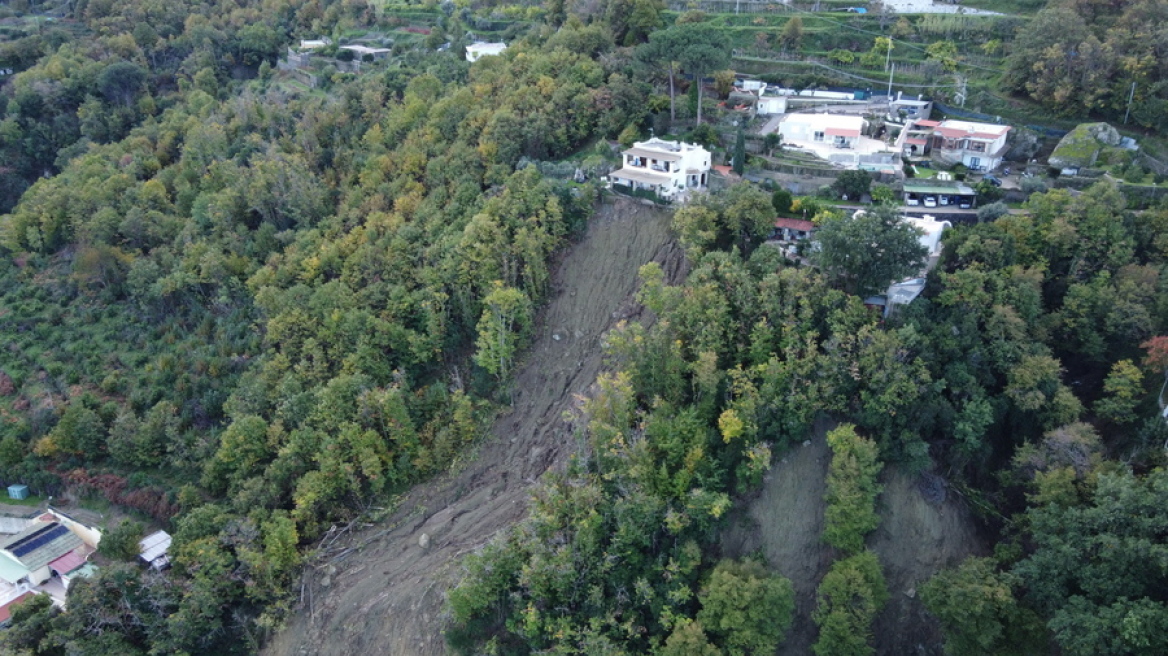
775 218 815 231
623 147 682 162
903 182 976 196
609 167 671 186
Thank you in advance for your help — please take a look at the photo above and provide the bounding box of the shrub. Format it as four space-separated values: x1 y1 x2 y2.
977 201 1010 222
772 189 793 214
99 520 145 561
828 49 855 64
697 559 796 655
1020 176 1048 194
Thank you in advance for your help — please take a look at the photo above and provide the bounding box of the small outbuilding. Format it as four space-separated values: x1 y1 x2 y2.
466 42 507 62
7 485 29 501
138 531 172 570
772 218 815 242
340 45 391 61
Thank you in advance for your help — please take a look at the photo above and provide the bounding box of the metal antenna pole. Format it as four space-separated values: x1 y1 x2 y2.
1124 81 1136 124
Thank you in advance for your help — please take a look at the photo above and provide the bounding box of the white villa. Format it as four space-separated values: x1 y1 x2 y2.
779 114 866 149
466 42 507 62
607 138 711 200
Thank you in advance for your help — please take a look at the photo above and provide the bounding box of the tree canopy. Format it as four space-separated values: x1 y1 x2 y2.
810 205 928 297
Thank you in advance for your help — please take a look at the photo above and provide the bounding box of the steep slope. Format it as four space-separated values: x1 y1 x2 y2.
721 419 986 656
264 198 683 656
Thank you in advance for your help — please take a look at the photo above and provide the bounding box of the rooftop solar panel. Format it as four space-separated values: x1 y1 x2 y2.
10 524 70 558
3 523 55 551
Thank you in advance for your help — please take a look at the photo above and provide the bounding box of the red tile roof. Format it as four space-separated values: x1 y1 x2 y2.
935 126 1007 140
825 127 860 137
0 592 36 624
775 218 815 231
914 120 941 127
905 138 928 145
49 548 86 575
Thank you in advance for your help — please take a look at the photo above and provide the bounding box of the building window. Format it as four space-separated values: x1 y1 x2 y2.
814 131 825 142
972 142 986 152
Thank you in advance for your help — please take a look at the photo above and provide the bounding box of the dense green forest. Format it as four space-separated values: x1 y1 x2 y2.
448 180 1168 654
0 0 1167 653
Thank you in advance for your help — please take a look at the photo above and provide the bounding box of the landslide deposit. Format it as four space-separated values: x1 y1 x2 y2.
264 199 683 656
721 419 986 656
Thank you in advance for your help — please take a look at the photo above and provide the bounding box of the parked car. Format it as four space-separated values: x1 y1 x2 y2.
906 196 920 206
959 200 972 209
983 175 1002 187
923 196 937 208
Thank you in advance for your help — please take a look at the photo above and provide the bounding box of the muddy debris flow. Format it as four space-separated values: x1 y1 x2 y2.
264 199 681 656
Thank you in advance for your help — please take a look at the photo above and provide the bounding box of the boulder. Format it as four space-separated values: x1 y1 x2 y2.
1049 122 1123 170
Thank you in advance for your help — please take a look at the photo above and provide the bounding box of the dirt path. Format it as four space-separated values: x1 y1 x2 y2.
263 199 682 656
721 420 986 656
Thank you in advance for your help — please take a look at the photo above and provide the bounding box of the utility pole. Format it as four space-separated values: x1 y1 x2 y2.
954 74 967 107
885 37 892 72
1124 81 1136 124
886 62 895 98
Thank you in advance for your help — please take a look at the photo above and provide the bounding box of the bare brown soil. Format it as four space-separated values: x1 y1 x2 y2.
720 418 835 656
869 470 988 656
721 421 987 656
263 199 683 656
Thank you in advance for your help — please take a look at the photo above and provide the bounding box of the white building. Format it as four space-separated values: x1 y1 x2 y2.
888 92 932 122
138 531 172 570
897 119 1011 172
931 120 1011 171
904 214 951 257
466 42 507 62
340 45 391 61
779 114 866 149
756 87 789 116
606 138 711 200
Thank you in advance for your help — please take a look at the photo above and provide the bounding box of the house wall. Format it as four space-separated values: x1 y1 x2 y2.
618 141 710 197
47 509 101 549
28 565 50 585
932 131 1009 170
782 120 816 141
758 96 787 115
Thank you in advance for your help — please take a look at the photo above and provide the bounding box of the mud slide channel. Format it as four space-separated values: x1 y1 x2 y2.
721 419 986 656
263 199 683 656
